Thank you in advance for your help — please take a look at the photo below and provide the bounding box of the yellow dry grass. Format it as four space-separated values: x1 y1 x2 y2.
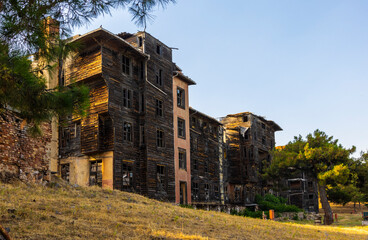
1 181 368 240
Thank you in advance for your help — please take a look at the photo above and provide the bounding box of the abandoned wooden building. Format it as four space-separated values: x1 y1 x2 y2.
35 24 290 209
189 108 226 206
220 112 282 205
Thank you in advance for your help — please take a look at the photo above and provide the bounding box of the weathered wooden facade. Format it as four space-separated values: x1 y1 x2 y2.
58 28 176 201
220 112 282 205
189 108 224 205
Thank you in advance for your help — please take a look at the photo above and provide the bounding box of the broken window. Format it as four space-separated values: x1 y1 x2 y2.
122 55 130 75
61 163 70 182
90 160 102 187
177 87 185 108
156 165 166 190
137 36 143 47
156 44 162 55
178 118 186 138
122 161 133 191
155 99 163 116
156 69 163 86
204 183 210 201
156 129 164 147
192 182 199 201
178 148 186 170
60 127 70 148
191 117 197 128
123 88 132 108
243 115 248 122
123 122 132 142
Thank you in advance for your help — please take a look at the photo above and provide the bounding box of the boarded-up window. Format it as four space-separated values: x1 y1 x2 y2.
90 160 102 187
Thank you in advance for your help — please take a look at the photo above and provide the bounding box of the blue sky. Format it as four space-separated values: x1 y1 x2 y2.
73 0 368 156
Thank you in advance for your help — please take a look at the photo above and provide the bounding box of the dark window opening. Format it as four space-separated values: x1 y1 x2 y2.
90 160 102 187
123 122 132 142
192 182 199 201
193 158 198 170
123 88 132 108
191 117 197 128
156 69 163 86
235 187 241 202
205 159 209 173
178 118 186 138
308 181 313 188
179 148 186 170
243 116 248 122
177 87 185 108
309 194 314 200
139 92 145 112
156 44 162 55
61 163 70 182
156 165 166 191
122 55 130 75
61 127 70 148
138 36 143 47
99 113 113 150
261 123 265 129
156 129 164 147
122 161 133 191
204 183 210 201
214 185 219 199
155 99 163 117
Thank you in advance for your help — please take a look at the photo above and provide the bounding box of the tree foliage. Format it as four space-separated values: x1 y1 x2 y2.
264 130 355 225
0 0 175 134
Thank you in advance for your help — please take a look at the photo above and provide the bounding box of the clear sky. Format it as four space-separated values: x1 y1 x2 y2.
73 0 368 156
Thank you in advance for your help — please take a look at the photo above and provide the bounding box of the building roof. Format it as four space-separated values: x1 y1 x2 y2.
224 112 282 131
174 71 196 85
189 107 222 125
70 27 149 59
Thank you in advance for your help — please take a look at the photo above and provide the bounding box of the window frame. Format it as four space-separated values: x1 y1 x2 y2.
123 121 133 142
177 117 186 139
156 129 165 148
121 55 131 75
155 99 163 117
177 87 185 109
178 148 187 170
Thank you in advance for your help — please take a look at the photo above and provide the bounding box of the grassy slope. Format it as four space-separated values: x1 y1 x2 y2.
1 182 368 240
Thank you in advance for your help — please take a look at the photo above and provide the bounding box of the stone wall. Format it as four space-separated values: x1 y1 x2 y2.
0 110 51 183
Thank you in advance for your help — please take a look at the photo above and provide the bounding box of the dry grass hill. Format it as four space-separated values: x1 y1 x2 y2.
1 181 368 240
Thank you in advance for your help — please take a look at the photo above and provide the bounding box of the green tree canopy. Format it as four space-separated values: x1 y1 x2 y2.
264 130 355 225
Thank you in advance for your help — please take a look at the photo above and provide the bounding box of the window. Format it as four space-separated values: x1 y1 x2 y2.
90 160 102 187
243 115 248 122
262 136 266 145
156 69 163 86
192 182 199 200
61 127 70 148
156 129 164 147
204 183 210 201
156 44 162 55
261 123 265 129
179 148 186 170
138 36 143 47
123 122 132 142
122 55 130 75
214 185 219 199
139 93 144 112
177 87 185 108
157 165 166 190
245 133 249 140
308 181 313 188
243 147 247 159
122 161 133 191
99 114 113 150
61 164 70 182
178 118 186 138
140 125 145 146
193 158 198 170
204 159 209 173
191 117 197 128
155 99 163 116
123 88 132 108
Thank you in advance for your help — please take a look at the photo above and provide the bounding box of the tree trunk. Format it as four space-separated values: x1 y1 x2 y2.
319 184 334 225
